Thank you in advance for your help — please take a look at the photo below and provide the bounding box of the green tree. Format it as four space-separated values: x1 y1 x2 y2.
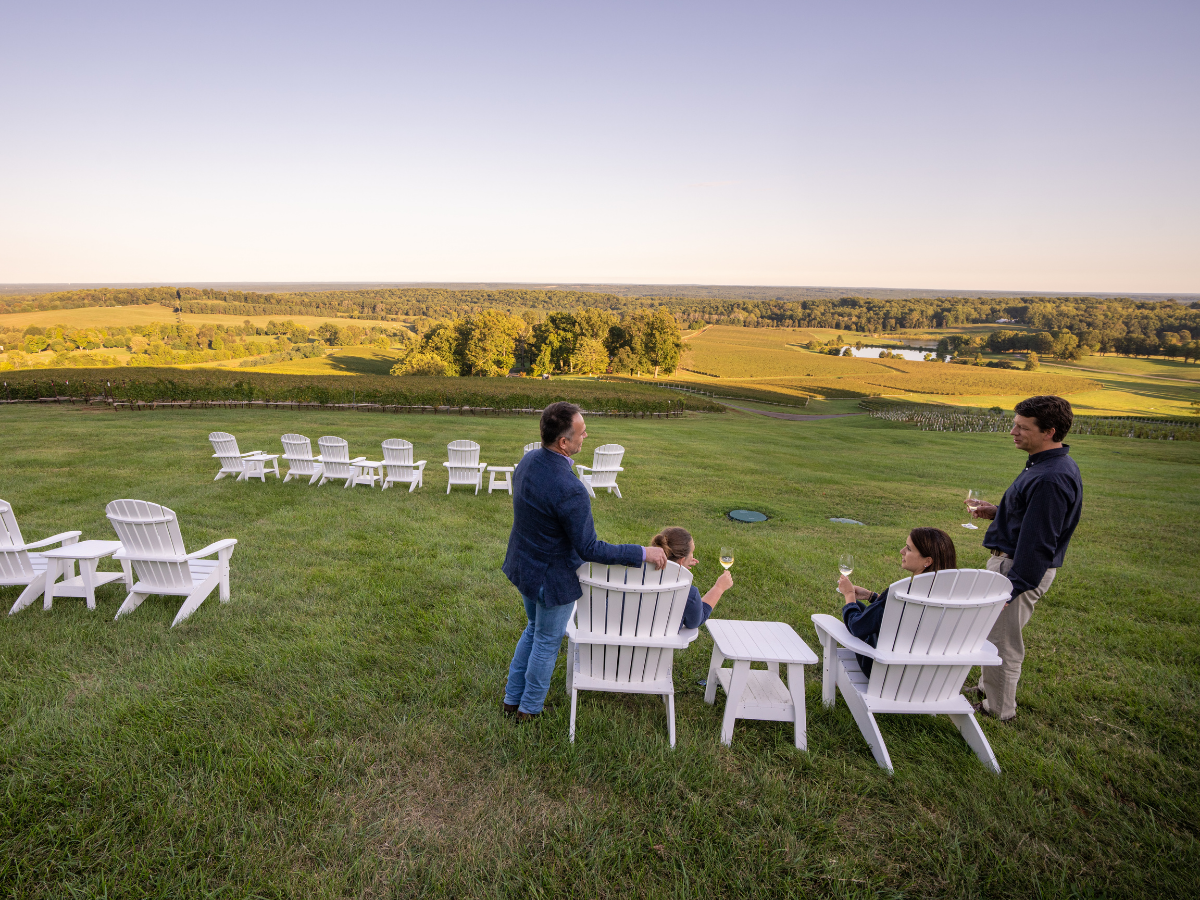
391 352 450 376
1025 351 1040 370
460 310 523 376
570 337 610 375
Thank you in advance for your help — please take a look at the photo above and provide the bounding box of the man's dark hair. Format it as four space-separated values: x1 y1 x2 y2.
909 527 957 573
541 401 581 446
1014 395 1073 442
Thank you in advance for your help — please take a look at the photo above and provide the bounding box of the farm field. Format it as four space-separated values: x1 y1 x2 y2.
0 303 410 334
0 406 1196 897
251 346 406 377
680 325 1102 401
677 325 1200 416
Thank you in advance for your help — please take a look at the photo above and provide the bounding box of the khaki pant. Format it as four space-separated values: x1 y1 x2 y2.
977 553 1056 720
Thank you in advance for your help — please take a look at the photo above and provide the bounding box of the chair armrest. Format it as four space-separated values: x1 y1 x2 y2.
186 538 239 560
565 622 694 650
812 614 1003 666
22 531 83 550
415 460 427 469
350 456 367 463
811 614 879 659
240 451 263 457
575 465 592 475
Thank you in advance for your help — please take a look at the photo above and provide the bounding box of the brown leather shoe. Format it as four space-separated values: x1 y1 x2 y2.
515 710 540 723
503 702 519 717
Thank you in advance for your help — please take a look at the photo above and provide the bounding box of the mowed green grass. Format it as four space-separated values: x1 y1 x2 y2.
0 406 1197 898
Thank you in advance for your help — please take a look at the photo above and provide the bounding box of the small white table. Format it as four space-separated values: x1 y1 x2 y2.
40 540 127 611
240 452 280 482
704 620 819 749
351 458 384 488
487 465 515 495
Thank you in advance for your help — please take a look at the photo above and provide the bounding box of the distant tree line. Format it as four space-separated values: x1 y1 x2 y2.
391 308 681 378
4 286 1199 364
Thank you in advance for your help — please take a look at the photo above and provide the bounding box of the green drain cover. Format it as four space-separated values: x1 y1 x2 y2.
728 509 768 522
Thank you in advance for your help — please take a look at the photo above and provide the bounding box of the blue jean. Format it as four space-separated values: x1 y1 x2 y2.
504 589 576 715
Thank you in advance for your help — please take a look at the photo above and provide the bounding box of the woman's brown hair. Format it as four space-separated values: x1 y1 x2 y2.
909 527 957 572
651 526 692 563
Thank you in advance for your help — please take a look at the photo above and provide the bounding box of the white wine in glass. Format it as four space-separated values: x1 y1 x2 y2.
836 553 854 592
719 547 734 570
962 489 981 529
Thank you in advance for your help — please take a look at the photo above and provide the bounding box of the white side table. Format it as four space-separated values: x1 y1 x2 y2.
348 457 383 488
40 540 127 611
487 466 515 495
704 619 819 749
240 452 280 482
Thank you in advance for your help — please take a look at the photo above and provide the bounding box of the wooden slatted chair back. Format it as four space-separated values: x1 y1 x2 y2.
523 441 540 455
382 439 414 466
281 433 313 458
587 444 625 489
105 499 193 592
0 500 25 549
0 500 34 582
446 440 480 467
866 568 1011 704
209 432 247 471
574 560 693 687
281 433 320 478
317 436 355 479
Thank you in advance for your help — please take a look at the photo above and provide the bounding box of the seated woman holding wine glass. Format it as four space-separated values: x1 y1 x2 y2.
650 527 733 630
838 527 958 677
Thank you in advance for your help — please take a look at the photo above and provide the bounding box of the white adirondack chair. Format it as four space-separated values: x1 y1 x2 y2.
209 432 280 482
566 560 699 747
576 444 625 498
316 436 378 488
105 499 237 627
442 440 487 494
280 433 323 485
2 500 82 615
381 439 427 492
811 568 1013 775
522 441 540 458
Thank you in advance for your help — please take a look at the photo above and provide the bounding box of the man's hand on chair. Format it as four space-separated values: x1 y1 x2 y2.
645 546 668 569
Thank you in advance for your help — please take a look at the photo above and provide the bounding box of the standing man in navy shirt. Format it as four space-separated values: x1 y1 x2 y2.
968 395 1083 721
502 402 667 721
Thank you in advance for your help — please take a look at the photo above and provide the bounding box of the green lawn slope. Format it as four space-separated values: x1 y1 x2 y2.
0 406 1196 897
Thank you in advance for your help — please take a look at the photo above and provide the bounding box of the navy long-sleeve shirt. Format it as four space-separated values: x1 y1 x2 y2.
502 447 644 608
842 587 890 678
983 445 1083 598
679 584 712 631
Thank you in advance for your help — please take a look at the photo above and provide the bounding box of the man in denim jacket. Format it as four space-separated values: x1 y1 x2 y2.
502 402 667 721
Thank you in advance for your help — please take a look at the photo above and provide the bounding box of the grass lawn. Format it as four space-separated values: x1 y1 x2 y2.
1 406 1197 897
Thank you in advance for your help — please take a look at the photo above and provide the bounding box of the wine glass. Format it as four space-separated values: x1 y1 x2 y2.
962 489 981 529
719 547 734 570
836 553 853 593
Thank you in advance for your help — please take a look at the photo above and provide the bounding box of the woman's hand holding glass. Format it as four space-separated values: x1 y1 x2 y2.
838 575 872 605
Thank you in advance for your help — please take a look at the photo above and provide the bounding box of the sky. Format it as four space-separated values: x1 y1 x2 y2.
1 1 1197 292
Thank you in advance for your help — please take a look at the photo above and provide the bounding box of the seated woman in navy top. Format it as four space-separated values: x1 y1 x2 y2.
650 527 733 630
839 527 957 677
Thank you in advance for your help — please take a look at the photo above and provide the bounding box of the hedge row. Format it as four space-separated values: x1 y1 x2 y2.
0 368 724 414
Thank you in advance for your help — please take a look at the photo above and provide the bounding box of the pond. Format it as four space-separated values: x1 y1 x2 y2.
838 346 946 362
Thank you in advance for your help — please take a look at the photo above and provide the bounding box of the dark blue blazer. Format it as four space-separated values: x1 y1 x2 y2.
502 447 643 607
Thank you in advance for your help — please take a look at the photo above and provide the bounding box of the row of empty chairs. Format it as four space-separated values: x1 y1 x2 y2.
209 432 628 497
2 498 235 628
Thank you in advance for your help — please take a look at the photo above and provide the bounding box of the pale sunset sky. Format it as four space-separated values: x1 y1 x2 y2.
0 1 1196 293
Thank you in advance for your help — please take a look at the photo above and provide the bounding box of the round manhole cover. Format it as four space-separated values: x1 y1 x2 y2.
829 517 865 525
728 509 768 522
